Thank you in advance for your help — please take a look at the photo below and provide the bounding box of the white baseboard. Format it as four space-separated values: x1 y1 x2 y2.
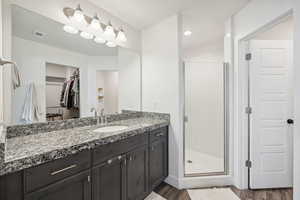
165 175 179 188
178 175 234 189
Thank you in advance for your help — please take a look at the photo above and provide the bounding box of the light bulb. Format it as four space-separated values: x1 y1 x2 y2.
103 22 116 41
63 25 79 34
80 31 93 40
116 29 127 43
94 37 106 44
106 41 117 48
72 5 85 24
89 16 101 30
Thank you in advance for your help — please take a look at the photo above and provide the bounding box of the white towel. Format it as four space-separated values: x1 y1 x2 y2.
12 63 21 89
21 83 42 123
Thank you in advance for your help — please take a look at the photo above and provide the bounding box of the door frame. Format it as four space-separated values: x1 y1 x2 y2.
237 11 294 189
182 59 230 178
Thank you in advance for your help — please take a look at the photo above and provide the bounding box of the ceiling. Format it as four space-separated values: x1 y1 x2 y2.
89 0 249 49
12 5 118 56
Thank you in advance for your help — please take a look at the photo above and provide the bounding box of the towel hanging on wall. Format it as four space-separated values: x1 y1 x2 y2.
0 58 21 89
21 82 42 123
12 63 21 89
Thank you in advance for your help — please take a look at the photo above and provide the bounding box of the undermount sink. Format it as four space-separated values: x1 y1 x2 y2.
93 125 129 133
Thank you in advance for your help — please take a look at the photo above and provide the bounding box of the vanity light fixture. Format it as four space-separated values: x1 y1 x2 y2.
72 5 85 24
116 28 127 43
94 37 106 44
106 41 117 48
63 5 127 47
103 21 116 41
89 15 102 32
80 31 93 40
63 25 79 34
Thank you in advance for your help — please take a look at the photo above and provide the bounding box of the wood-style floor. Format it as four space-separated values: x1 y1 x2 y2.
154 182 293 200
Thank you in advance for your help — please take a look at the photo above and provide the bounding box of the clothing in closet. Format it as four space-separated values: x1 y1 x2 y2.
60 70 80 109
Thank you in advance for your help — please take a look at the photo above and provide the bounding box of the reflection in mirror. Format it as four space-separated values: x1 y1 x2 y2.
96 70 119 115
46 63 80 121
7 5 141 125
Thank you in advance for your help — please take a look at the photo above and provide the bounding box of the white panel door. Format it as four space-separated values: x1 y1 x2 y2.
249 40 293 189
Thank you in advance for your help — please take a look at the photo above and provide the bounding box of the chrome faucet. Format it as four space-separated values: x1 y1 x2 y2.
100 108 107 125
90 107 100 125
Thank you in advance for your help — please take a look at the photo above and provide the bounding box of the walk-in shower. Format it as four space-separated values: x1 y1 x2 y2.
184 61 229 176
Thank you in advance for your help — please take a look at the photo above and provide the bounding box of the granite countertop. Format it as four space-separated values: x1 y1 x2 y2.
0 117 169 176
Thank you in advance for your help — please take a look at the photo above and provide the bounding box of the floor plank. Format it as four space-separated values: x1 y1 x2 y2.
155 182 293 200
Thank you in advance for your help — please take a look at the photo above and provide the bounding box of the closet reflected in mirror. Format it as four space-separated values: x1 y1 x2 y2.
4 4 141 125
46 63 80 121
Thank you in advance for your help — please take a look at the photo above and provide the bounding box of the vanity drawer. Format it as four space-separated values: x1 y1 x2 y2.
150 126 168 143
24 150 91 193
93 133 148 166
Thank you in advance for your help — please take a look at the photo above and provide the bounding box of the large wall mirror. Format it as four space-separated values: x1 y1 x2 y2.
2 4 141 125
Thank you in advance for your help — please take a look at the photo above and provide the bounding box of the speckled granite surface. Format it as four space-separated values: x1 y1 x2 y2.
6 112 143 139
0 114 169 176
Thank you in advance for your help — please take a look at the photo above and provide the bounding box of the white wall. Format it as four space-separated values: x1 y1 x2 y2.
183 39 224 62
184 61 224 158
142 15 182 186
118 48 141 111
0 0 4 142
253 17 294 40
12 36 118 124
96 71 119 114
293 0 300 198
231 0 293 190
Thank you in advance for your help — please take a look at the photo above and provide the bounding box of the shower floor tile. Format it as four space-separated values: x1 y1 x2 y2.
185 149 224 175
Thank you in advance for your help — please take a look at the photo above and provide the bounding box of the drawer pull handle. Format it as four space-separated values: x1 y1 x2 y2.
50 164 77 176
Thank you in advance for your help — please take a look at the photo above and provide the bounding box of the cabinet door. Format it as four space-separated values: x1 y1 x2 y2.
92 155 126 200
126 145 149 200
149 138 168 190
25 170 91 200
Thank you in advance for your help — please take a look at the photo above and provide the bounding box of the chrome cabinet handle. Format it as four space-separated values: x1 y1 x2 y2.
50 164 77 176
107 159 113 164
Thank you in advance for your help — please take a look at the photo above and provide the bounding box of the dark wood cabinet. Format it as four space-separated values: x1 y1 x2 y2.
149 133 168 190
0 171 23 200
126 145 148 200
0 126 168 200
24 170 91 200
92 155 126 200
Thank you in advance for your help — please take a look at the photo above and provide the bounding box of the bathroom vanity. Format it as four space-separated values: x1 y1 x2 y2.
0 112 169 200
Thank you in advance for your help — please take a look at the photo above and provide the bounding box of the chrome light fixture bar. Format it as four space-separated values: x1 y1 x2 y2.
62 5 127 47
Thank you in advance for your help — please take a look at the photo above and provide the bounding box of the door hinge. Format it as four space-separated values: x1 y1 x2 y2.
245 53 252 61
245 160 252 168
245 107 252 114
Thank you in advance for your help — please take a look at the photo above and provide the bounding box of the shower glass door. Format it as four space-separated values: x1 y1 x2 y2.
184 61 228 176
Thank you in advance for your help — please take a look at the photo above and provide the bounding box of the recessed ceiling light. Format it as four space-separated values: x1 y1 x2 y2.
184 30 192 36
